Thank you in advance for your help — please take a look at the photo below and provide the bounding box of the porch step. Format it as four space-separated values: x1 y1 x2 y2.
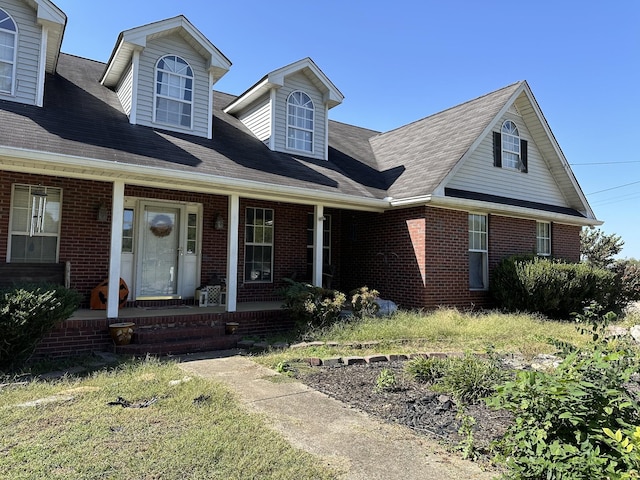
114 324 240 356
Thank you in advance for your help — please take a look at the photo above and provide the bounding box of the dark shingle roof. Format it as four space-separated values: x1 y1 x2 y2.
0 53 522 204
370 83 522 199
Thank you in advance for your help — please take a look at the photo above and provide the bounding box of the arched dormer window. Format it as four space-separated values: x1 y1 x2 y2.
501 120 521 169
287 91 314 152
0 9 17 95
154 55 193 128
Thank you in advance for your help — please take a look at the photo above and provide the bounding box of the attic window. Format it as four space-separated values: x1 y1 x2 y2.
493 121 528 172
154 55 193 128
0 9 17 95
501 121 520 169
287 91 314 152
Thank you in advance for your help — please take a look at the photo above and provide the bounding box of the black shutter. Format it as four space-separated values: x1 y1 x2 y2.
493 131 502 167
520 139 528 173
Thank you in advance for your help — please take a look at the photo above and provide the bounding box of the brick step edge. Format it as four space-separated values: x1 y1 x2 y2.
134 325 226 343
115 335 241 356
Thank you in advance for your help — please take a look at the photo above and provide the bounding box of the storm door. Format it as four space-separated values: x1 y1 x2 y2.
136 203 184 299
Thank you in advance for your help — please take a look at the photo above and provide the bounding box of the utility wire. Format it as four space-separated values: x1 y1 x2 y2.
588 180 640 195
571 161 640 165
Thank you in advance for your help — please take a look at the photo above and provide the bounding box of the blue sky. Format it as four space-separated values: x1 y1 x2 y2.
53 0 640 259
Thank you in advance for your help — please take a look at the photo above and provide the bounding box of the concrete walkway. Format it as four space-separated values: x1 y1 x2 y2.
179 351 496 480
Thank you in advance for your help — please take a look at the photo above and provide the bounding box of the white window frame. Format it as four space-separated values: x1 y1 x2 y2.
536 221 551 256
8 184 62 263
287 91 314 153
0 8 17 96
244 207 274 283
501 120 520 170
469 213 488 290
153 55 194 129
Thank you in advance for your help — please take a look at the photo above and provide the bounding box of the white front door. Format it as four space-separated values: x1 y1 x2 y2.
136 203 184 299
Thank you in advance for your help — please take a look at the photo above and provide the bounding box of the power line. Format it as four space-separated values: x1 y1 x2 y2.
588 180 640 195
571 161 640 165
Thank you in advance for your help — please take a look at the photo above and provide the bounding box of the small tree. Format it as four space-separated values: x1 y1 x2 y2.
581 227 624 268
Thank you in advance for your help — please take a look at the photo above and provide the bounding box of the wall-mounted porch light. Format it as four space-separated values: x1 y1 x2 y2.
214 213 224 230
97 201 108 222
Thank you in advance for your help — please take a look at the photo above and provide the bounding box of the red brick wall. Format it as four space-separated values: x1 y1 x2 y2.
340 207 429 308
488 215 537 271
340 206 583 310
1 172 113 304
552 224 581 262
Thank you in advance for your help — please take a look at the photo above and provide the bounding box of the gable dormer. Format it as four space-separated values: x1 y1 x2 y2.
100 16 231 140
0 0 66 107
224 58 343 161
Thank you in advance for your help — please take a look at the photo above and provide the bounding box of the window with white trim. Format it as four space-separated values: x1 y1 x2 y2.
501 120 520 169
9 185 62 263
154 55 193 128
306 213 331 280
245 207 274 282
287 91 314 152
469 213 488 290
536 221 551 256
122 208 134 253
0 9 17 95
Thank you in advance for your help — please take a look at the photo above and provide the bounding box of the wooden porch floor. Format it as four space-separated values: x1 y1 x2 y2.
71 301 284 321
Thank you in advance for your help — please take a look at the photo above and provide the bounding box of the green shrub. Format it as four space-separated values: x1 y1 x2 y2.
350 286 380 319
433 353 508 404
490 255 621 318
405 353 507 404
612 259 640 307
277 278 346 332
0 284 82 370
375 368 398 392
404 356 448 384
487 307 640 479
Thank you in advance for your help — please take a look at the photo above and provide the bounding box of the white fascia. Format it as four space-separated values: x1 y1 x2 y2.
391 193 602 227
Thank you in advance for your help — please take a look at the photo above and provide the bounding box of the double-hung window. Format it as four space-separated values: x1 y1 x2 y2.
245 207 274 282
155 55 193 128
469 214 488 290
0 9 17 95
9 185 62 263
536 221 551 256
287 91 314 152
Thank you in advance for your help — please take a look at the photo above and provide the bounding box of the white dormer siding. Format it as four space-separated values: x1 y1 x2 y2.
134 33 211 139
446 112 568 207
0 0 41 106
236 93 271 143
115 62 134 117
273 71 327 161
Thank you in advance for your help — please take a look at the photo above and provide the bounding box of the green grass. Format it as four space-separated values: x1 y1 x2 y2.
0 358 338 480
258 307 640 368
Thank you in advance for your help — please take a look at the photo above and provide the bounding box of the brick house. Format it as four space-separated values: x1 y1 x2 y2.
0 1 600 354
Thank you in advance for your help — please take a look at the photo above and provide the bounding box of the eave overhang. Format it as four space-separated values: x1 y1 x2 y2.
0 146 387 212
23 0 67 73
389 193 602 227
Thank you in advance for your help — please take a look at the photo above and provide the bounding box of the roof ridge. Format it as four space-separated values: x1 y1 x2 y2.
375 81 524 139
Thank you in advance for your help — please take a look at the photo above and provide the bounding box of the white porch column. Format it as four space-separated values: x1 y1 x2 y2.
313 204 325 287
226 194 240 312
107 181 125 318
